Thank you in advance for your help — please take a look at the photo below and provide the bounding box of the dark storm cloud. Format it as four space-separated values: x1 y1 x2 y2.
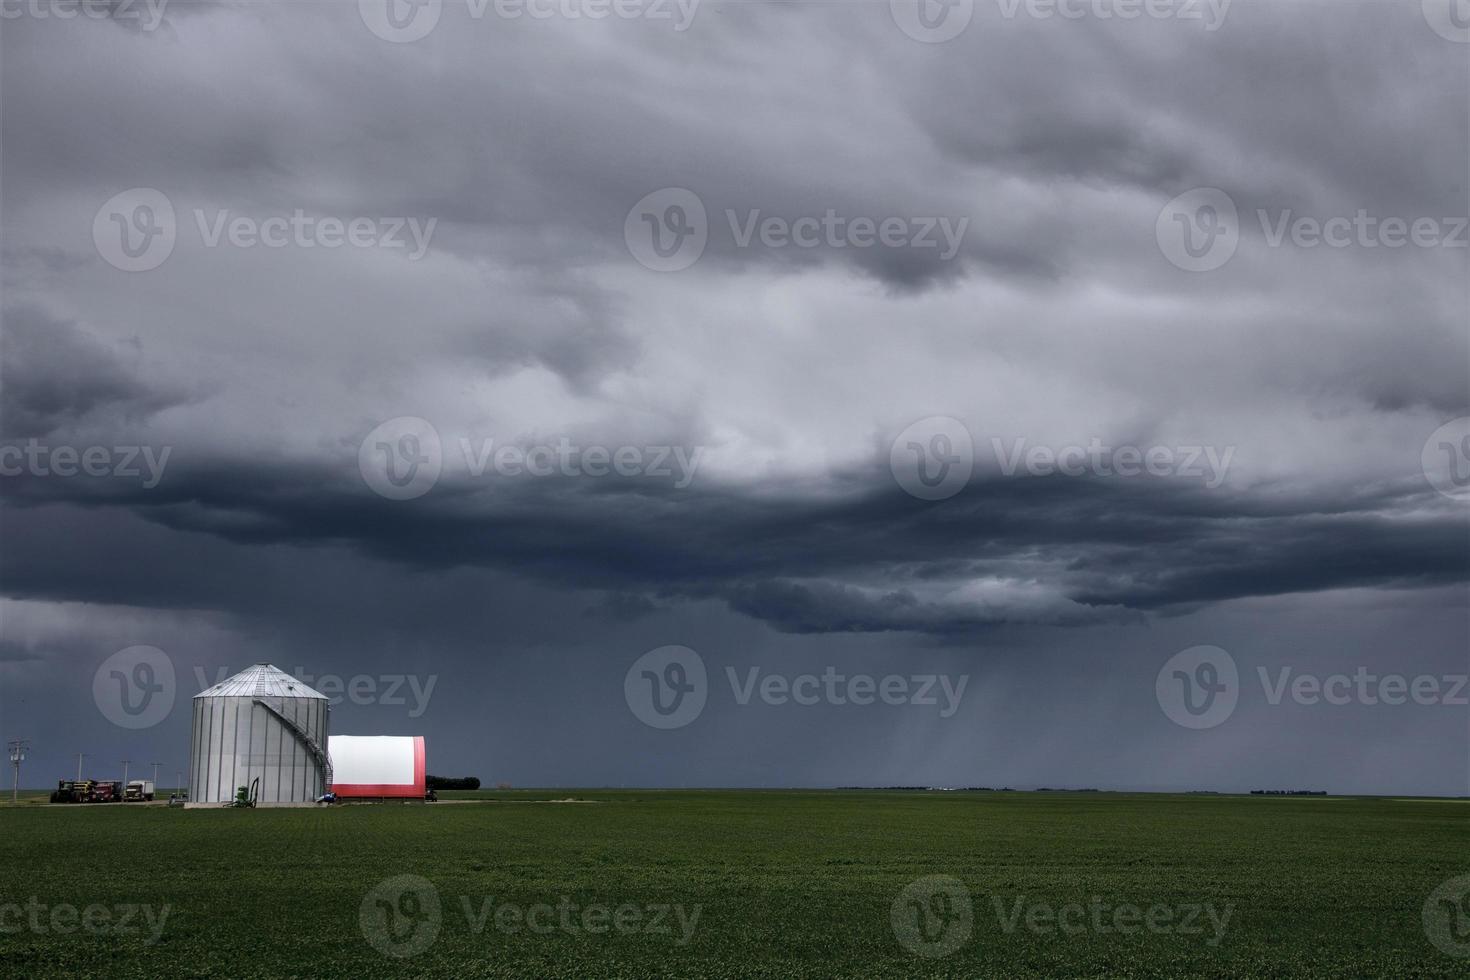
0 304 191 437
2 448 1462 635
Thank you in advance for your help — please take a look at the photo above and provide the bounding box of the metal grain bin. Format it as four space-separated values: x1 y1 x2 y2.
187 664 330 807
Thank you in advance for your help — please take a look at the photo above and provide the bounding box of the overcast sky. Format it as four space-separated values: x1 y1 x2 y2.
1 0 1466 795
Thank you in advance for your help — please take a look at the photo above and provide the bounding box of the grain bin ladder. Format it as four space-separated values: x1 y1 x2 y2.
252 698 333 790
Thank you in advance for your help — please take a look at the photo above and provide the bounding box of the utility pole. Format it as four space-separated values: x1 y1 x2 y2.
7 739 28 805
76 753 87 782
149 762 162 789
121 759 131 787
176 769 183 796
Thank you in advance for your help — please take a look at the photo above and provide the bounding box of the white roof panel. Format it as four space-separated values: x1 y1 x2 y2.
193 663 329 700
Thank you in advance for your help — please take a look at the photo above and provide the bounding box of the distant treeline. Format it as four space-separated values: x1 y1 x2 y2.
426 775 481 790
1250 790 1327 796
838 786 992 791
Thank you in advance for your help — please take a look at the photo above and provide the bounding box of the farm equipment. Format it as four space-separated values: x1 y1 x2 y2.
230 777 260 808
49 779 125 802
125 780 155 802
88 780 122 803
51 779 88 803
51 781 85 805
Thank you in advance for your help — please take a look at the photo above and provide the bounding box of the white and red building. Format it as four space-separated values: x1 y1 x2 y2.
327 735 426 798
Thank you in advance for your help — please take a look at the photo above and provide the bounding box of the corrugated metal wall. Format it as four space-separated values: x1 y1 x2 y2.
189 696 328 804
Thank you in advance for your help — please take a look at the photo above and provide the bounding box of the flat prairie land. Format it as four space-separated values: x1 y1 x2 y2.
0 790 1465 977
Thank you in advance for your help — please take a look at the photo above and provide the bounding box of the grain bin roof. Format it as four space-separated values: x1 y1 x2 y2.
193 663 329 700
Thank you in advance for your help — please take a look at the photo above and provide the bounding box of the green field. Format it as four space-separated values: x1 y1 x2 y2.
0 791 1466 977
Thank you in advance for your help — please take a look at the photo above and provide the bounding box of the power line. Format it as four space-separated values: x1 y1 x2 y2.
7 739 30 805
